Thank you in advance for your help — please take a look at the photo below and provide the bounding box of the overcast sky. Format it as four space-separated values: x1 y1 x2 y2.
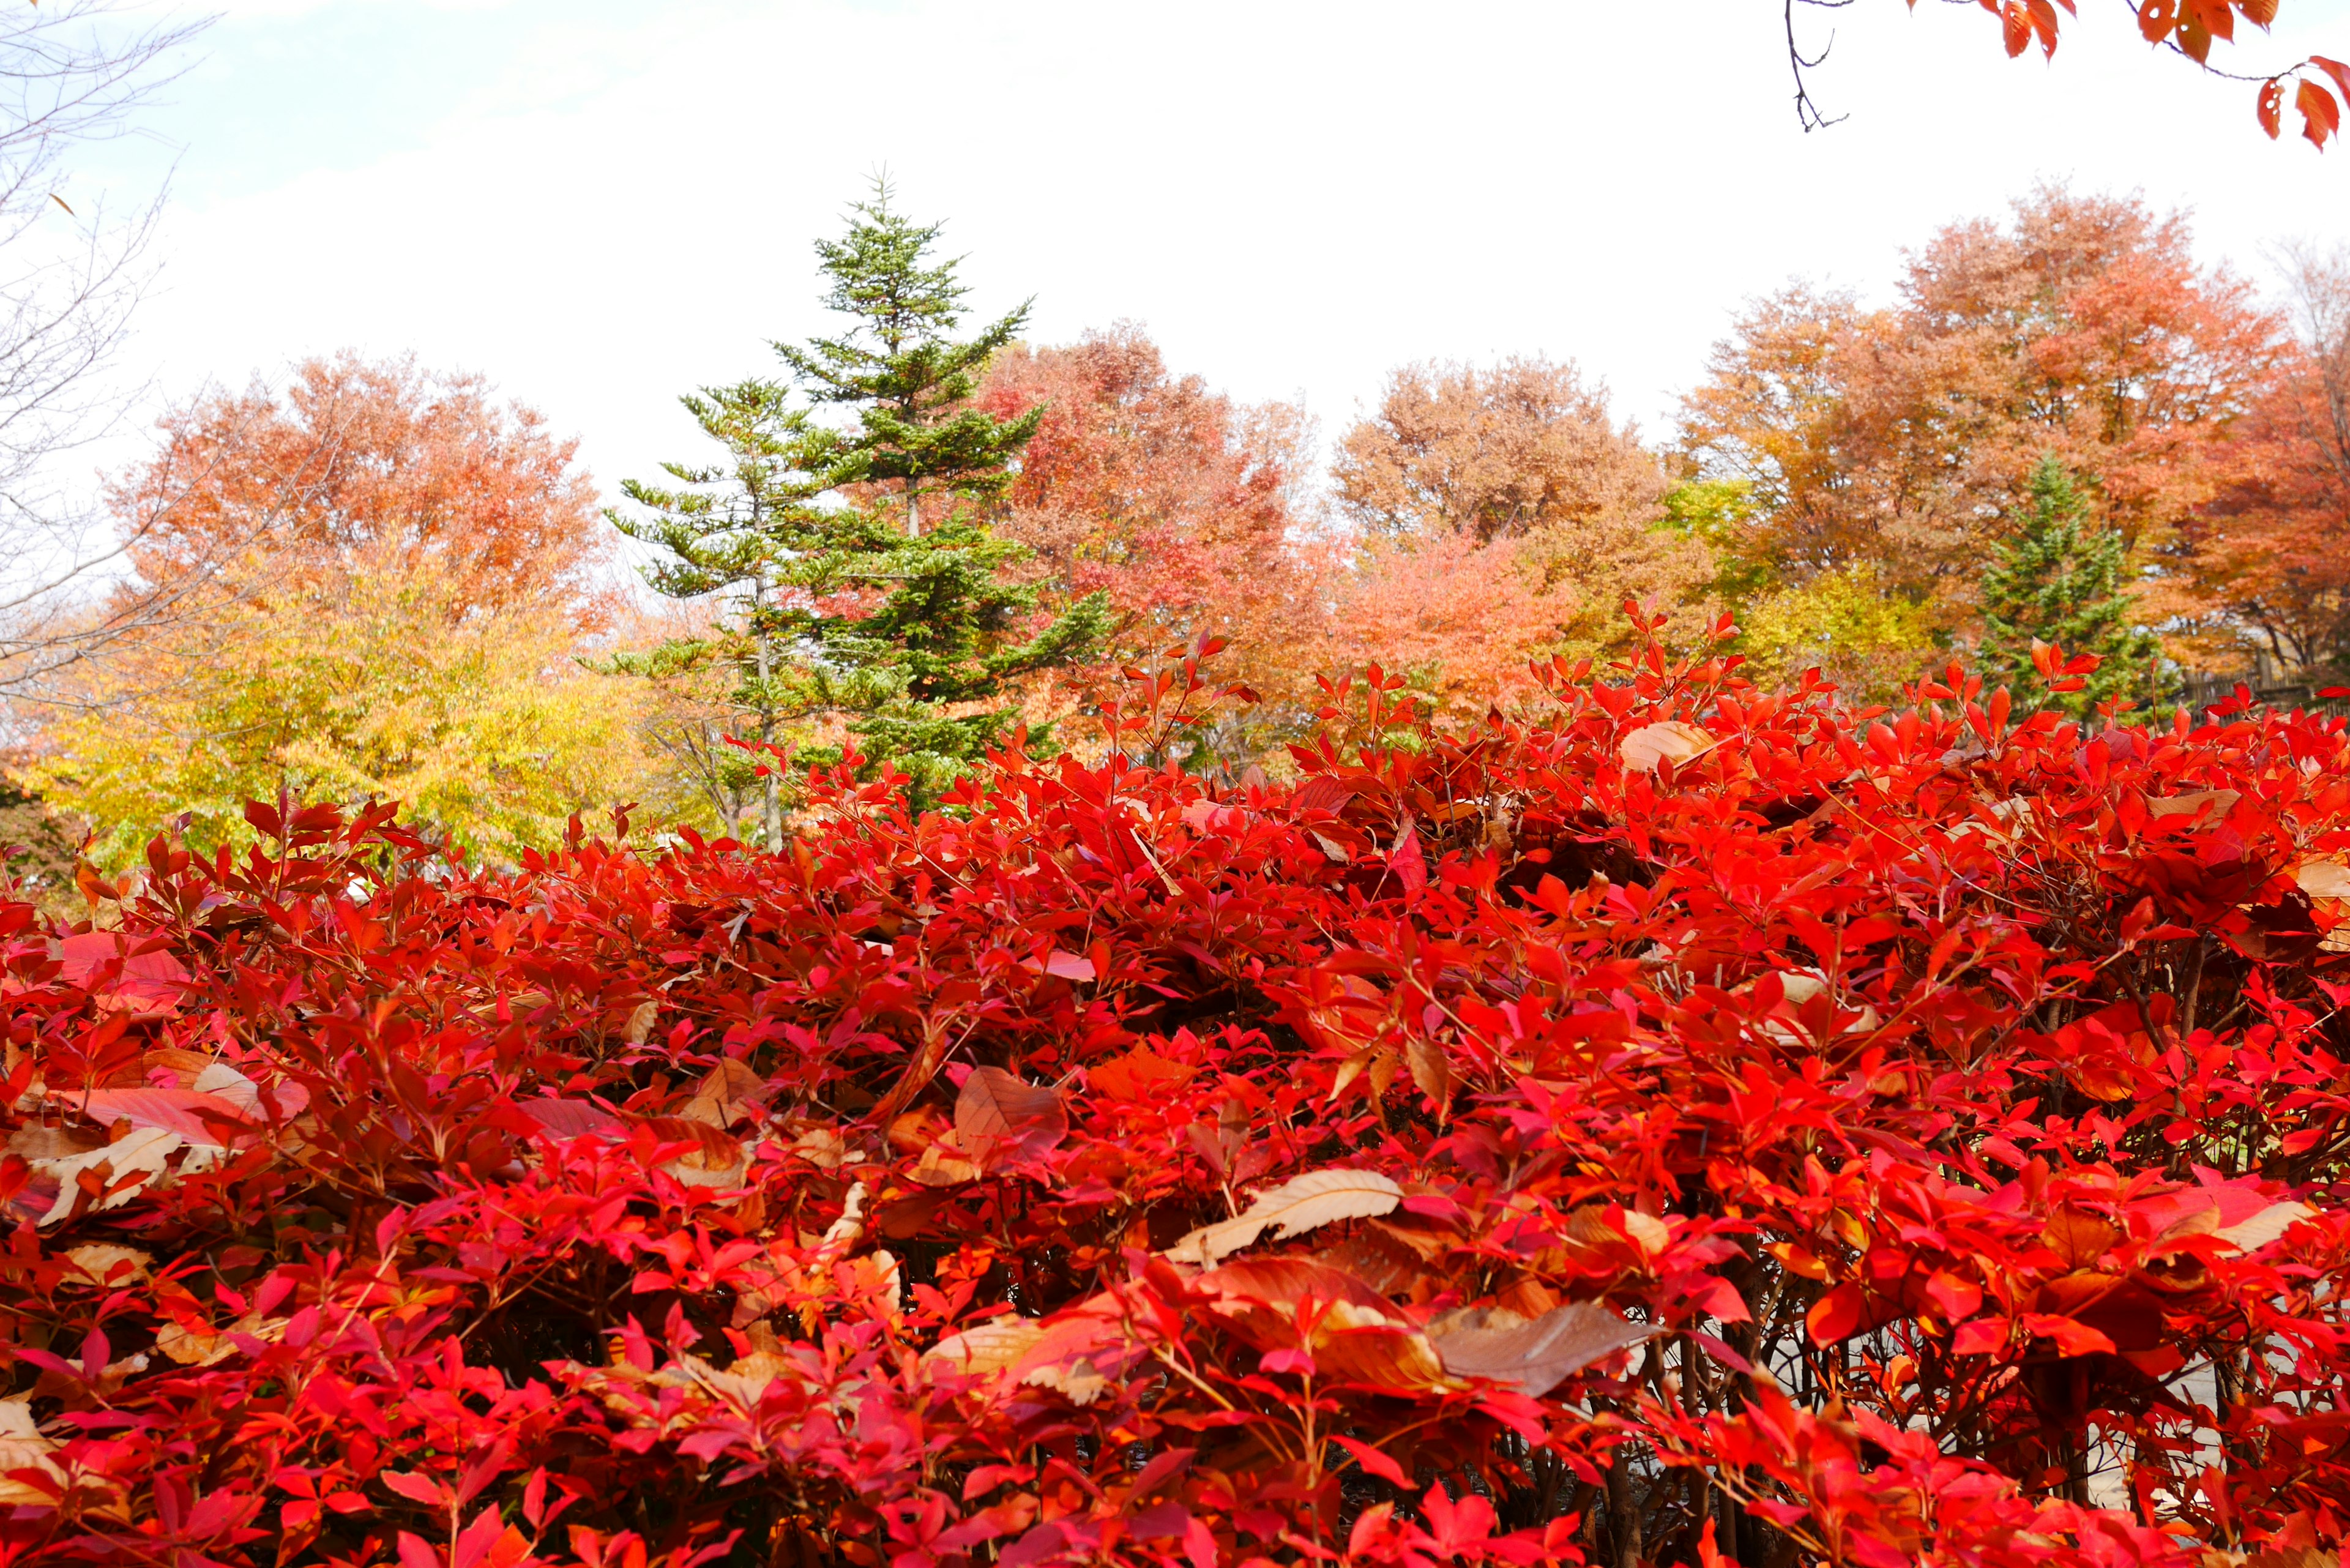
67 0 2350 504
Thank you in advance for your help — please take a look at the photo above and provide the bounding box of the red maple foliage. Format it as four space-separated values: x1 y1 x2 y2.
2 619 2348 1566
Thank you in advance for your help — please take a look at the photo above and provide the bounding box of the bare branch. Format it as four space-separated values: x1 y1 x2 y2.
0 2 219 712
1787 0 1855 135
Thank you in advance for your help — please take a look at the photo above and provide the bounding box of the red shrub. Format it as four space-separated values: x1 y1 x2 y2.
2 620 2348 1566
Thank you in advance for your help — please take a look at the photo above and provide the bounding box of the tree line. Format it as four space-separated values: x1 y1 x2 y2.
6 179 2343 875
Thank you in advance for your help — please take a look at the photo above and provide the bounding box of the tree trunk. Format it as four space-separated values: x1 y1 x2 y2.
1605 1446 1641 1568
751 618 781 853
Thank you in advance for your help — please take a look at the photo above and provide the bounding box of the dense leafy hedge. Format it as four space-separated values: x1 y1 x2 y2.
3 625 2348 1567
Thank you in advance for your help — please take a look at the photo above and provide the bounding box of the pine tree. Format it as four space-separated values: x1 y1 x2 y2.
776 181 1037 541
610 185 1108 835
605 381 879 848
1978 454 2163 715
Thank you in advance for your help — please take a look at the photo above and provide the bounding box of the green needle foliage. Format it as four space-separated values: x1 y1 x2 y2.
609 181 1109 837
777 182 1039 540
1979 454 2163 717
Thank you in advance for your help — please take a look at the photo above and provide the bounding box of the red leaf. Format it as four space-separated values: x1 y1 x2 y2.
75 1087 251 1146
54 933 190 1017
1039 949 1093 982
518 1099 621 1140
2298 78 2341 146
382 1470 450 1507
1807 1283 1864 1345
1387 822 1427 894
1332 1434 1411 1487
2023 1312 2119 1357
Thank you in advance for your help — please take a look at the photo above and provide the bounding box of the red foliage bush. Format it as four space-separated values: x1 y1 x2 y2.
3 621 2349 1567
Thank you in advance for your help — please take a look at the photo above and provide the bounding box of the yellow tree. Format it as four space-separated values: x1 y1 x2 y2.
18 556 646 868
17 355 646 866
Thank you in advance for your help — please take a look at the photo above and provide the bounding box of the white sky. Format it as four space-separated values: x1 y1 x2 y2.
61 0 2350 507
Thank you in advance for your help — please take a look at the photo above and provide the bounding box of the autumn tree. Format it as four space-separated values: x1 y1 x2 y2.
1682 189 2278 643
116 352 611 616
1335 356 1662 545
972 324 1323 701
1978 455 2163 713
19 561 644 868
13 355 640 865
1311 532 1575 720
1331 356 1709 687
611 186 1109 819
2176 241 2350 684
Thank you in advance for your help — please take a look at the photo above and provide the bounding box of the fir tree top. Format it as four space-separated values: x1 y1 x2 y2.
774 179 1040 536
606 181 1108 823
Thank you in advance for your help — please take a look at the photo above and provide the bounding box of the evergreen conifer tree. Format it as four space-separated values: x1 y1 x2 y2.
609 184 1108 835
776 183 1036 541
1978 454 2163 715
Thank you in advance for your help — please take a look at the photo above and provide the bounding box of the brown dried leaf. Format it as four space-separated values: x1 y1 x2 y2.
1166 1168 1404 1266
1313 1236 1425 1297
908 1135 983 1187
641 1116 747 1190
1403 1034 1451 1119
955 1067 1067 1171
2215 1201 2318 1255
787 1126 846 1170
0 1397 63 1505
154 1321 222 1365
1619 721 1713 774
1308 1300 1448 1392
924 1316 1046 1376
1199 1256 1448 1392
1430 1302 1656 1397
6 1124 103 1163
1363 1217 1454 1263
61 1244 151 1283
684 1057 768 1128
155 1312 286 1367
2297 859 2350 900
2042 1208 2119 1270
2146 789 2241 819
31 1127 186 1226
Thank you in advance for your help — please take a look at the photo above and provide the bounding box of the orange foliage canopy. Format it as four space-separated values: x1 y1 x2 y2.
1682 189 2278 618
2179 244 2350 677
116 352 609 618
1332 356 1663 547
974 323 1322 682
1327 357 1709 712
1310 532 1567 719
